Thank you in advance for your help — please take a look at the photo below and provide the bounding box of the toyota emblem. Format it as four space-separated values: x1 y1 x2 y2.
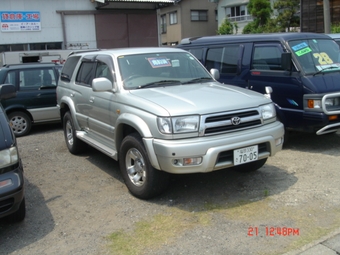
231 117 241 125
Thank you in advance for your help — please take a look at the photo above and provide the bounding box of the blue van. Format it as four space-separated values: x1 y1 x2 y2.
178 33 340 135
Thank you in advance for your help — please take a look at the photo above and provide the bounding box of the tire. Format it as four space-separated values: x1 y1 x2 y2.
8 197 26 223
119 133 170 199
63 112 86 154
8 111 32 137
233 158 267 173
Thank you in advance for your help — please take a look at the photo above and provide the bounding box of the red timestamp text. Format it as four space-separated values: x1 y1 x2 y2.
248 226 300 237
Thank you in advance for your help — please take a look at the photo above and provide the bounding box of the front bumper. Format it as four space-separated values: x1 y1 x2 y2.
0 161 24 219
145 121 284 174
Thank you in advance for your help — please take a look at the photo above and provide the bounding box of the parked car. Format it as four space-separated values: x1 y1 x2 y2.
178 33 340 136
0 84 25 222
0 63 62 136
57 47 284 199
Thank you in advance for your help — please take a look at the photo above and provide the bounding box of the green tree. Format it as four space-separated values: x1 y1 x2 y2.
217 19 238 35
274 0 300 32
243 0 273 34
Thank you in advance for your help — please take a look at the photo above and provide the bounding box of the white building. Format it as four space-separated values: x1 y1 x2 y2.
0 0 176 53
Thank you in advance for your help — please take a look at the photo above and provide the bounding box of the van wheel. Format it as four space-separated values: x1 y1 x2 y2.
8 197 26 223
233 158 267 173
63 112 86 154
8 111 32 137
119 133 169 199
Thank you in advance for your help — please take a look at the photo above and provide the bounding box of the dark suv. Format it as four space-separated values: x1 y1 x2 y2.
0 63 62 136
0 84 25 222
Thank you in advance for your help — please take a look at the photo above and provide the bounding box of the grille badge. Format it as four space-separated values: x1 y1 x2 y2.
231 117 241 125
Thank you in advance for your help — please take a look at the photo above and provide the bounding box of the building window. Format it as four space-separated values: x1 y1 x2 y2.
225 5 252 22
169 12 177 25
191 10 208 21
161 14 167 33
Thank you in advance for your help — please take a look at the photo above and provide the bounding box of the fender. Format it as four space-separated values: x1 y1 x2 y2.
115 113 161 170
58 95 81 130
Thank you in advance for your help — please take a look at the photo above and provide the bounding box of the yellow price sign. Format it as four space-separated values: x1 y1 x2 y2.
313 52 334 64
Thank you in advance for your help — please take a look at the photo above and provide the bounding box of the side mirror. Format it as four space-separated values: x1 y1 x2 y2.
264 86 273 99
92 77 113 92
281 52 292 71
0 84 16 100
210 68 220 80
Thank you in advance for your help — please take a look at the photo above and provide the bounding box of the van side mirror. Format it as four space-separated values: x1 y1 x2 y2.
210 68 220 80
281 52 292 71
0 84 16 100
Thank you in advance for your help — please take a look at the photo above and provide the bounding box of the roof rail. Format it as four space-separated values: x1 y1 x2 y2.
68 49 102 57
179 37 201 45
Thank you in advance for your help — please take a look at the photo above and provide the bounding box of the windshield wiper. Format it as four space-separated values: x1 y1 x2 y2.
138 80 182 89
313 66 340 76
182 77 214 84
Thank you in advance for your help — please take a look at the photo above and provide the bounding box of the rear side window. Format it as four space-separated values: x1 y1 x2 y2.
19 68 57 90
189 48 203 63
61 56 80 82
206 45 239 74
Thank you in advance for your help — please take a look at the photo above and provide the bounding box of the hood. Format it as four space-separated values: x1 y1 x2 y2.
128 83 271 116
303 73 340 93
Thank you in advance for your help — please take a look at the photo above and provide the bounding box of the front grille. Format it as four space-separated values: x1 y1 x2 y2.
0 198 14 213
201 108 262 136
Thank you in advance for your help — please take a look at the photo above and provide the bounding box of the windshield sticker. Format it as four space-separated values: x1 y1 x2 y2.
295 47 312 56
313 52 334 65
291 42 308 51
148 57 171 68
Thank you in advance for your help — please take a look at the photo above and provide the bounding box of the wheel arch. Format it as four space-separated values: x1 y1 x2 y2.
58 97 80 130
5 106 33 122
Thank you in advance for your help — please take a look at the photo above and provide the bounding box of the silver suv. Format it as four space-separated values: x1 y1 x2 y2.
57 47 284 199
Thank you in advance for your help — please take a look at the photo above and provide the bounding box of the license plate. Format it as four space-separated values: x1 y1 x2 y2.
233 145 258 166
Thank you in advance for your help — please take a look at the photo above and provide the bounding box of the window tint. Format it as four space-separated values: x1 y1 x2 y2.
205 46 239 74
5 71 16 85
61 56 80 82
221 45 239 73
189 48 203 63
206 48 223 72
19 68 57 90
252 45 283 71
95 61 113 83
76 62 95 86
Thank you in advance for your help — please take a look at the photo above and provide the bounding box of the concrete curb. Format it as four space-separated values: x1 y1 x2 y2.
283 227 340 255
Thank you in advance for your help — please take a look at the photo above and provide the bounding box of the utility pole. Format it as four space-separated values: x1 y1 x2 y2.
324 0 331 33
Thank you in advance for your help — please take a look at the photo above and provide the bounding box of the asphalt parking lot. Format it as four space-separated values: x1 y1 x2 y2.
0 124 340 255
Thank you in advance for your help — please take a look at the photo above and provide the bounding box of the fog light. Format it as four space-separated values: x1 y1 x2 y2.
275 137 283 146
0 179 13 189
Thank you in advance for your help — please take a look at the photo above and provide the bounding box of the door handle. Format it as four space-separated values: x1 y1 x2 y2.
89 96 95 103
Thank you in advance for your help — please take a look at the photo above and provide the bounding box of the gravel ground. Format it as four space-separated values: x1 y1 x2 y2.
0 124 340 255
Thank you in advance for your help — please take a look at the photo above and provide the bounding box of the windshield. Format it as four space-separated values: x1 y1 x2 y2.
118 52 213 89
288 39 340 75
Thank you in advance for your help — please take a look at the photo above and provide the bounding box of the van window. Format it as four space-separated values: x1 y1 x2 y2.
206 45 239 74
252 45 283 71
189 49 203 63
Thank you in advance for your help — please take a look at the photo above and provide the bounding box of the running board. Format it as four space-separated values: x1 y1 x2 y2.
76 131 118 160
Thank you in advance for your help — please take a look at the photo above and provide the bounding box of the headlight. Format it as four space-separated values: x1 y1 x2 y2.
157 115 199 134
0 147 19 168
260 103 276 120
